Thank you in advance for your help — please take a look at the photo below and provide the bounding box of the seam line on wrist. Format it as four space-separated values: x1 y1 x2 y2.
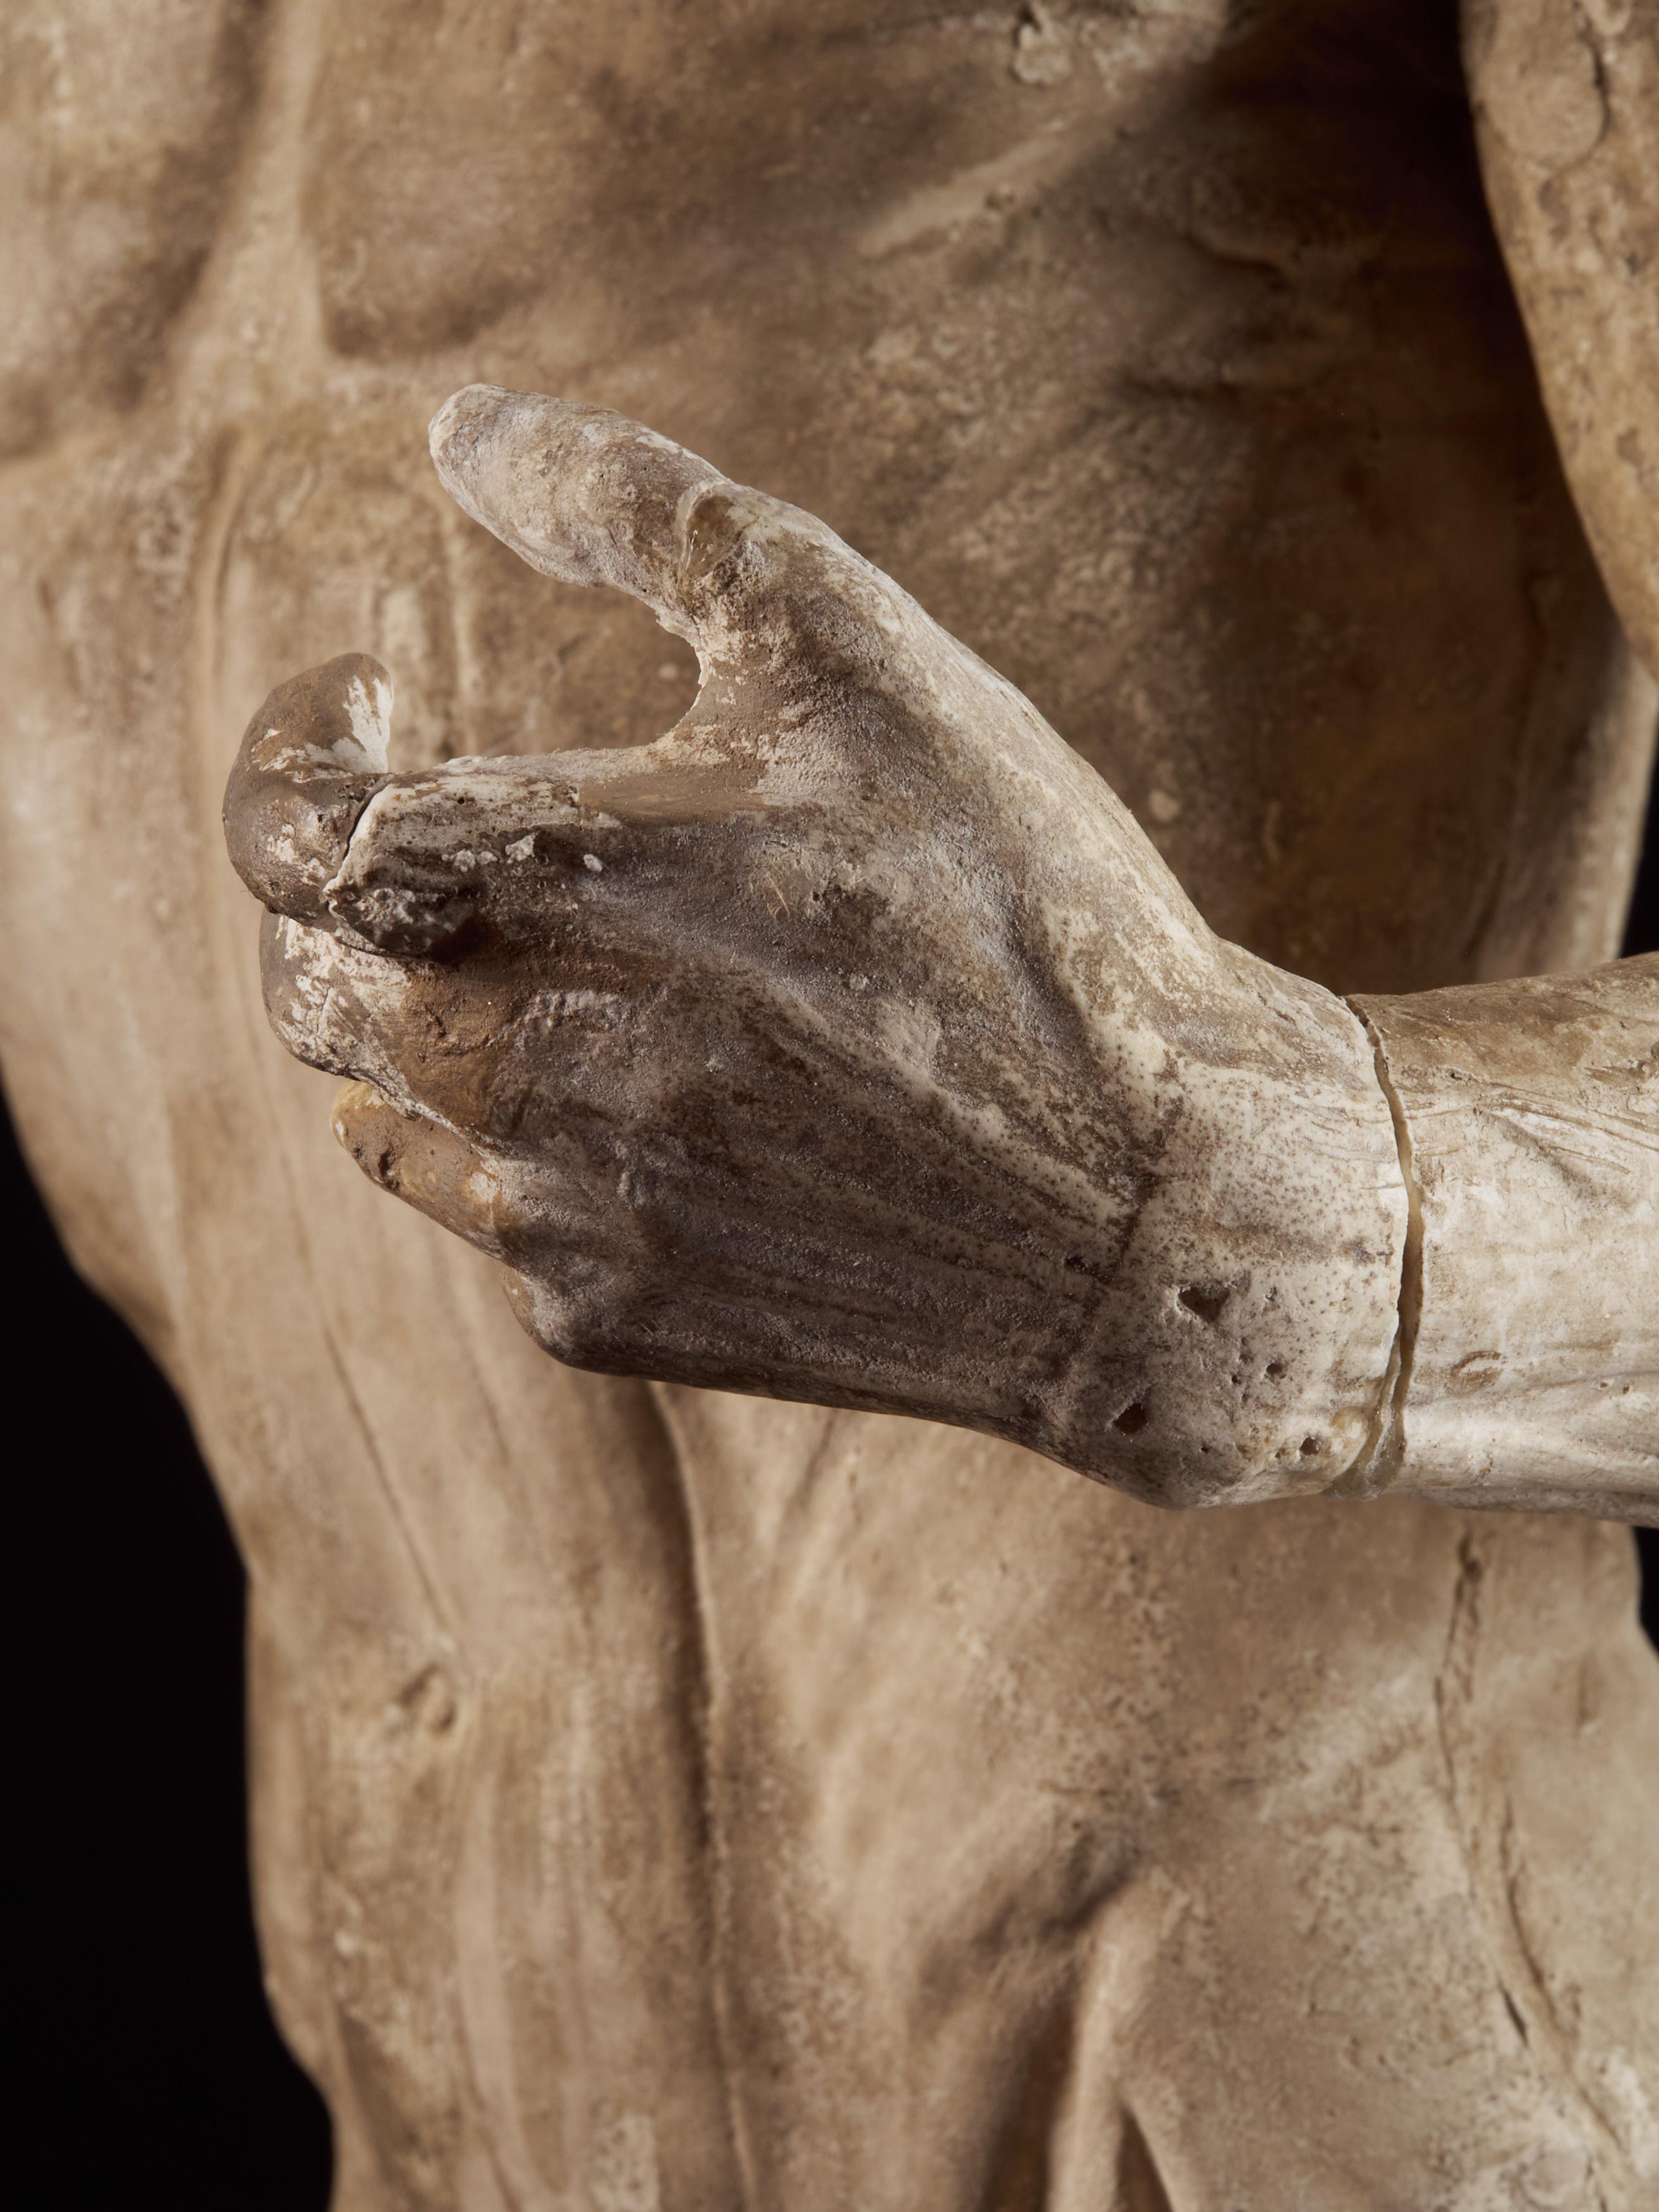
1346 1001 1423 1495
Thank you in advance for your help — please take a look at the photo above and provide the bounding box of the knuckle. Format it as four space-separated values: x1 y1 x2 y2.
677 483 768 585
525 1265 646 1372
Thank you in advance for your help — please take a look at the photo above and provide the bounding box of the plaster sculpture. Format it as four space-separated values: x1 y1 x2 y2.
4 1 1658 2205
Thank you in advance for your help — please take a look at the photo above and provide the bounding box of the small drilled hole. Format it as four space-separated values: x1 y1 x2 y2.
1178 1285 1227 1325
1299 1435 1322 1456
1265 1360 1286 1380
1114 1402 1149 1435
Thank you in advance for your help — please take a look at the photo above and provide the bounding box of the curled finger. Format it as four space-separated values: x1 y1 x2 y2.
224 653 392 924
332 1079 520 1262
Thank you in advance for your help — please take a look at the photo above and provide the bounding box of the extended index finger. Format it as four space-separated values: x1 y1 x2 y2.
429 385 945 699
429 385 732 639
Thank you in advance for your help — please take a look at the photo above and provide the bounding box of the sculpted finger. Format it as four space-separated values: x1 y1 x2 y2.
332 1081 521 1261
429 385 729 635
224 654 392 923
259 910 427 1088
322 748 759 959
427 385 913 678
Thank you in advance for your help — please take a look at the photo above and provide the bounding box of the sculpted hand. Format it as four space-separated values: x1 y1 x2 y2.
225 386 1408 1509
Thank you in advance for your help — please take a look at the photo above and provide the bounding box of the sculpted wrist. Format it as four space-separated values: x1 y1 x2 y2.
1052 954 1409 1510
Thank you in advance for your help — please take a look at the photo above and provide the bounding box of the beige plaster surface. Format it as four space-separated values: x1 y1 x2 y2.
3 3 1656 2203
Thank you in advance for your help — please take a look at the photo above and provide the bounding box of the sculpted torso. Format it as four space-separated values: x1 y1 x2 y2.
3 2 1657 2204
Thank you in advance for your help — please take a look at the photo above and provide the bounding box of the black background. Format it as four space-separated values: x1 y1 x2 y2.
12 800 1659 2211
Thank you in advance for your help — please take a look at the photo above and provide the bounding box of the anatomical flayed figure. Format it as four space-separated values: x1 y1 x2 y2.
3 2 1657 2206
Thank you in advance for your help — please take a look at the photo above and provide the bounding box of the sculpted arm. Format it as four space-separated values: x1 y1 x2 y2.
1462 0 1659 675
1356 963 1658 1521
224 387 1657 1523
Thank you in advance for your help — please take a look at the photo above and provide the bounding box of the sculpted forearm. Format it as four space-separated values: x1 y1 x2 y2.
1351 958 1659 1522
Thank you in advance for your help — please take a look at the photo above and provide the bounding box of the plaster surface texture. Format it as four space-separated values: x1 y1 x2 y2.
3 2 1657 2205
